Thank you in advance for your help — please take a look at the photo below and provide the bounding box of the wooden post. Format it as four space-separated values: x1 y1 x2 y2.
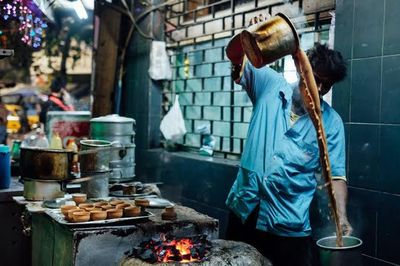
91 3 121 117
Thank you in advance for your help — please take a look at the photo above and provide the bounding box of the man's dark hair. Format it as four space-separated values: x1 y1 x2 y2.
306 43 347 83
50 76 66 93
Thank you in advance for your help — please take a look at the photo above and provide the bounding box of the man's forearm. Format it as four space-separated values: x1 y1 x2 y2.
332 179 348 217
332 179 353 235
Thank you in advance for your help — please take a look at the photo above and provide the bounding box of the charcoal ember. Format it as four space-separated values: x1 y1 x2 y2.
158 249 166 258
168 255 182 262
171 247 180 255
181 254 191 261
137 249 157 263
190 248 199 259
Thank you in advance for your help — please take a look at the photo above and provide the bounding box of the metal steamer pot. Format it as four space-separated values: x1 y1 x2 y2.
20 147 77 180
108 143 135 181
90 114 136 145
90 114 136 181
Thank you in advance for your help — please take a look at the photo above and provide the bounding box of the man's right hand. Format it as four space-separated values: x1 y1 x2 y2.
248 14 270 26
227 13 271 65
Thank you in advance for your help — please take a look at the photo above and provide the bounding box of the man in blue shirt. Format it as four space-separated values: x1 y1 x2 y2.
225 22 353 266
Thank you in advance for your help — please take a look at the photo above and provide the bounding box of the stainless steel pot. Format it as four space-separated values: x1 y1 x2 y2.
80 171 110 198
90 114 136 145
110 143 135 163
79 139 112 173
23 178 65 200
20 147 76 180
109 161 136 182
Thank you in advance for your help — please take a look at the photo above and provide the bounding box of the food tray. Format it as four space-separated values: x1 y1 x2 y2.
45 209 154 226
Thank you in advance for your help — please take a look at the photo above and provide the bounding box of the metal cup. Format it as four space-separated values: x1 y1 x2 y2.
240 13 299 68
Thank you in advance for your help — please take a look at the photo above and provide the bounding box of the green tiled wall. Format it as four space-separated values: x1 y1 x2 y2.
333 0 400 264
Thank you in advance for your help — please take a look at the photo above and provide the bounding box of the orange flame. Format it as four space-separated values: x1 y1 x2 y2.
160 238 199 263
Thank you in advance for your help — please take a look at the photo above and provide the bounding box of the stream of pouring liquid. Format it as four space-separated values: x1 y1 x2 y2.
295 49 344 247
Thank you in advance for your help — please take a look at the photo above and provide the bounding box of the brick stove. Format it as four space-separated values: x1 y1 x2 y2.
121 239 271 266
31 205 219 266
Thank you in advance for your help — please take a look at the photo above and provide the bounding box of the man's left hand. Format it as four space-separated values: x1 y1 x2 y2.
339 216 353 236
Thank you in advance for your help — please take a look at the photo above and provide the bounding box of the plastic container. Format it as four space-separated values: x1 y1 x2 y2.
50 132 63 149
317 236 363 266
0 144 11 189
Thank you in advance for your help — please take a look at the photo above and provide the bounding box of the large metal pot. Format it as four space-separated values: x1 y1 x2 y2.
20 147 76 180
79 140 112 173
90 114 136 145
109 161 136 182
80 170 110 198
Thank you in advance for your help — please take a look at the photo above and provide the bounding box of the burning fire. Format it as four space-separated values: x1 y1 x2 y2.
133 234 211 263
159 238 197 263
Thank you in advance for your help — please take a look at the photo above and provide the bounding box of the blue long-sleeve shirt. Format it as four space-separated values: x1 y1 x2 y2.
226 62 346 237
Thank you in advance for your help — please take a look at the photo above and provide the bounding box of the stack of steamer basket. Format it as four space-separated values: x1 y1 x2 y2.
89 114 136 183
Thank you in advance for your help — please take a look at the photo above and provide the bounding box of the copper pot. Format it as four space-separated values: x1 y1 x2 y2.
227 13 299 68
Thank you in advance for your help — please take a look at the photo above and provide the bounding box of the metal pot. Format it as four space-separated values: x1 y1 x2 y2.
110 143 135 163
316 236 363 266
90 114 136 145
109 161 136 182
20 147 76 180
80 171 110 198
79 139 112 173
23 178 65 200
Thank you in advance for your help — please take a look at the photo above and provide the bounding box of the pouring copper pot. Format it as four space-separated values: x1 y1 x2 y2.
226 13 299 68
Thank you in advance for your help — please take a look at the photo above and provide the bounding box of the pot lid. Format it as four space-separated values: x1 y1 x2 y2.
90 114 136 124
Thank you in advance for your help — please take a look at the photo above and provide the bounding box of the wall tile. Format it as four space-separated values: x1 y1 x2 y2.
350 58 381 123
362 255 397 266
379 125 400 194
353 0 384 58
347 187 378 257
348 124 380 189
332 60 351 123
334 0 354 59
377 193 400 264
381 55 400 124
383 0 400 55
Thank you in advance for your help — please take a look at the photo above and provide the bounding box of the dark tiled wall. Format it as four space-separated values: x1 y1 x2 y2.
135 149 238 238
333 0 400 265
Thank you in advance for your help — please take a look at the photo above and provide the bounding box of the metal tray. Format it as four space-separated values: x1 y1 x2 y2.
108 190 153 198
45 209 154 226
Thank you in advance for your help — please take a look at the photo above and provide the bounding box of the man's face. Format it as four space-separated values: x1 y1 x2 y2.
313 72 335 96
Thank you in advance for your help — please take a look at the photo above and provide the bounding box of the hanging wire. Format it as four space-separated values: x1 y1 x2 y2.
121 0 155 40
